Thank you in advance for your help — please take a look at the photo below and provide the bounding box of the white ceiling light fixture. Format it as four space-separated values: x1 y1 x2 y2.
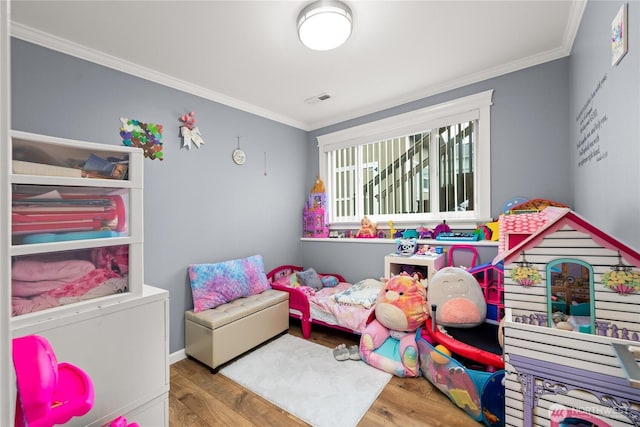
297 0 353 51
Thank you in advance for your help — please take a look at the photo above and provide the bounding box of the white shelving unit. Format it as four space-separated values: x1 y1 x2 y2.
5 131 169 426
384 253 446 286
1 5 13 425
10 131 144 324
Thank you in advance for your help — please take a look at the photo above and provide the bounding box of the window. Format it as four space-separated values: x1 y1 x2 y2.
317 90 493 228
547 259 594 334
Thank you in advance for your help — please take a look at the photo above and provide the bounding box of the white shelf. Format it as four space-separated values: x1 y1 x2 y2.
301 237 499 247
9 131 144 319
384 253 446 286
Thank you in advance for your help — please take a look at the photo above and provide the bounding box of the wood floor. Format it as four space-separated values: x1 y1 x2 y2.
170 320 484 427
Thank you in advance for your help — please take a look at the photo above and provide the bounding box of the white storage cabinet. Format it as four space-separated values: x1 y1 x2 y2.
6 131 169 426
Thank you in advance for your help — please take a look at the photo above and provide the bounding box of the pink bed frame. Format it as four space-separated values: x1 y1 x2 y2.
266 265 373 339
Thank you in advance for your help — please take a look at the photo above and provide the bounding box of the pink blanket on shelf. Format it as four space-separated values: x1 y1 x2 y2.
12 267 124 316
12 275 128 316
12 259 96 282
44 268 120 298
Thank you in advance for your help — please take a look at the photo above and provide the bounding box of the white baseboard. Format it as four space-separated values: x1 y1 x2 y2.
170 348 187 365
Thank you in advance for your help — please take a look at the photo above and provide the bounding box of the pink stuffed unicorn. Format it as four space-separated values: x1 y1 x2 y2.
360 272 428 377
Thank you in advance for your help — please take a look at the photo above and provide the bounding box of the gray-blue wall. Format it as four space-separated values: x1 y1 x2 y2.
569 1 640 250
11 39 309 353
11 0 640 354
307 58 572 216
302 58 572 280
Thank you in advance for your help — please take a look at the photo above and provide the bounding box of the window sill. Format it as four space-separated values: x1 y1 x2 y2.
300 237 499 247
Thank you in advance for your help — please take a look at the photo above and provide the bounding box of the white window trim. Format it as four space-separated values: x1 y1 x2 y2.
317 89 493 228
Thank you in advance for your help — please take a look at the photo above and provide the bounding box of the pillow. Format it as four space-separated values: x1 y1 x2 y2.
321 275 339 288
271 272 301 288
295 268 323 290
272 273 292 287
188 254 271 312
395 238 417 256
331 278 384 309
289 273 300 287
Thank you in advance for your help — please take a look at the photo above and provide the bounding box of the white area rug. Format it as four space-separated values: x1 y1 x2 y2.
220 334 391 427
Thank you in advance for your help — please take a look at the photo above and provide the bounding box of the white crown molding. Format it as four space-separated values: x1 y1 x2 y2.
10 22 309 131
309 44 572 131
11 0 586 133
308 1 587 131
563 0 588 54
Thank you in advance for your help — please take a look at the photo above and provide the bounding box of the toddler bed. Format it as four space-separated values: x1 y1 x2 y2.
266 265 380 338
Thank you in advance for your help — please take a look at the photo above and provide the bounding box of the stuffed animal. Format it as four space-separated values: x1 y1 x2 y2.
356 216 377 238
360 273 428 377
428 267 486 328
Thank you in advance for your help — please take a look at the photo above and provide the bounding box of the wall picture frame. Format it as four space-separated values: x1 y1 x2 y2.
611 3 628 66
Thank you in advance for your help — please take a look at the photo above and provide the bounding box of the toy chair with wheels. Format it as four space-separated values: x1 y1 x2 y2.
448 244 479 270
12 335 94 427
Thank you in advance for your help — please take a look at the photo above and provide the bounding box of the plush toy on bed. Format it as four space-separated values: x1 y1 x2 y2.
428 267 486 328
360 272 428 377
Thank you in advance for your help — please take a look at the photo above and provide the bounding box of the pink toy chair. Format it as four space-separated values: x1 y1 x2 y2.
447 244 479 270
106 416 140 427
12 335 94 427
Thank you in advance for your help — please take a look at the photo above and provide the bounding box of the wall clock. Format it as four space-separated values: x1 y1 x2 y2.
232 148 246 165
232 136 246 165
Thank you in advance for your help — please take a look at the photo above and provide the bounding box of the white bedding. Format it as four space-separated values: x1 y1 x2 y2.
330 278 384 309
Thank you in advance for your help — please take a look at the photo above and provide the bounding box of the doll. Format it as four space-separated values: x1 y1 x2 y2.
355 216 377 238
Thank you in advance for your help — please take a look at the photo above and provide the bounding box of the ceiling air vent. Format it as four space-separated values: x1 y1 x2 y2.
304 93 332 104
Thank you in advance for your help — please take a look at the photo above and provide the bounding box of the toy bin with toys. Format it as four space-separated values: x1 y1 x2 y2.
417 266 506 427
417 330 505 426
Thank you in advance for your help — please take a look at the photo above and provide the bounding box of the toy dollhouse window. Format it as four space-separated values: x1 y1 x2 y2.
547 259 594 334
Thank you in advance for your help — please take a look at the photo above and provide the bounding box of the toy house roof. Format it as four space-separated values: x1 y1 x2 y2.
493 208 640 267
508 198 569 213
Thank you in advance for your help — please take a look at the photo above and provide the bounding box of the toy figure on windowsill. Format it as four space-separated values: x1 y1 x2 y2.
356 216 377 238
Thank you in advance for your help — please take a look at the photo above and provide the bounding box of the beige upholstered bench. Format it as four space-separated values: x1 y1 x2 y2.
185 288 289 371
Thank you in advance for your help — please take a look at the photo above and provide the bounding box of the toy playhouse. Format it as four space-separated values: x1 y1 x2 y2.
494 207 640 427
